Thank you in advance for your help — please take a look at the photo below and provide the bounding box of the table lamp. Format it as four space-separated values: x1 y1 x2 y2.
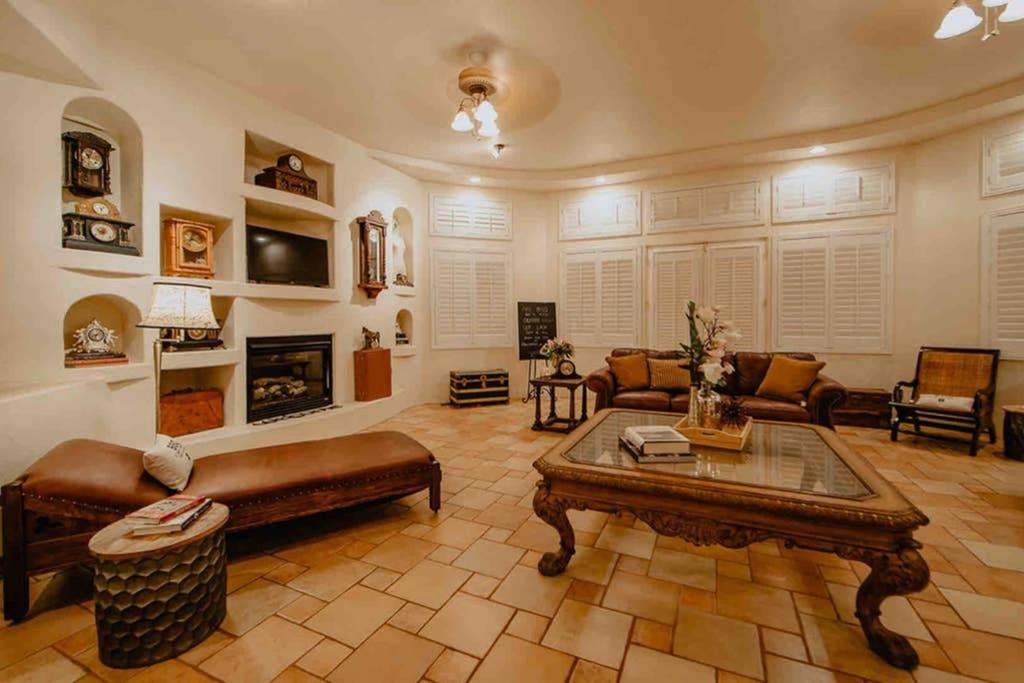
138 282 220 433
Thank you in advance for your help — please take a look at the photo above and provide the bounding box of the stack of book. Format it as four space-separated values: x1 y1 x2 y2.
620 425 694 463
125 494 213 537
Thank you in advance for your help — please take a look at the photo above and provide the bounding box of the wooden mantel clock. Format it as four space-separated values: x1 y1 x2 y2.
162 218 215 278
357 210 388 299
255 153 318 200
62 131 113 197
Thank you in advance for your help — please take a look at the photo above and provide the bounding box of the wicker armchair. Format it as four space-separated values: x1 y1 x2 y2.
890 347 1000 456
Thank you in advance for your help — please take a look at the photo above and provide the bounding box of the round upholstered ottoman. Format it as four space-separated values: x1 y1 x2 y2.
88 503 228 668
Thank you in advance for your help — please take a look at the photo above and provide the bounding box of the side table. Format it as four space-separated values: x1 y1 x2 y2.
530 375 588 433
88 502 229 668
1004 406 1024 461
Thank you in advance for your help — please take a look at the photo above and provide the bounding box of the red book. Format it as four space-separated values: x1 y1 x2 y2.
126 494 206 524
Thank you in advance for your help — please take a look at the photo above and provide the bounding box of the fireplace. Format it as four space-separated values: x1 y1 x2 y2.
246 335 333 422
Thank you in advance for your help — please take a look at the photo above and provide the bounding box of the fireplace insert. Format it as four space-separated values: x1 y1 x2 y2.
247 335 333 422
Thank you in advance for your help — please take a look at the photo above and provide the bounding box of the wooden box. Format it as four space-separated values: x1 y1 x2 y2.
159 389 224 437
354 348 392 401
834 387 891 430
450 369 509 407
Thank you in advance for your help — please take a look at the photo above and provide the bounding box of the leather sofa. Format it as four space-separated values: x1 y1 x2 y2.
586 348 847 429
2 431 440 621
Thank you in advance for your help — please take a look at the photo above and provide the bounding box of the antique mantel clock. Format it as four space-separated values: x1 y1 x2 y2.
162 218 215 278
62 197 139 255
357 210 388 299
254 152 318 200
62 131 113 197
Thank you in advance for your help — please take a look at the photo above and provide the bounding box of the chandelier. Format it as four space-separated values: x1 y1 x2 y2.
450 66 500 140
935 0 1024 40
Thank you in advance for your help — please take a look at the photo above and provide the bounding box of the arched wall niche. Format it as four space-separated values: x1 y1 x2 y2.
62 294 143 365
62 96 144 254
396 308 413 346
391 207 414 288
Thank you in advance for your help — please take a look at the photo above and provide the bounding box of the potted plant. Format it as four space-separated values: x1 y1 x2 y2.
678 301 741 427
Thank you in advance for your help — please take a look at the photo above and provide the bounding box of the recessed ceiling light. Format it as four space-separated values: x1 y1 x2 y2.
469 176 481 184
808 145 827 155
596 176 607 184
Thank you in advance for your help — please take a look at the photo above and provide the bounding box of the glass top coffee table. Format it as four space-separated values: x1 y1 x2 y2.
532 409 930 670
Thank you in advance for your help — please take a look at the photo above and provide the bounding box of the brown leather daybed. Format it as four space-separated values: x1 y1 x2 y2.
2 431 441 621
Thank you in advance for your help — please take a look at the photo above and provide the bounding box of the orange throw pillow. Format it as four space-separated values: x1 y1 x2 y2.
648 358 690 391
755 356 825 403
606 353 650 391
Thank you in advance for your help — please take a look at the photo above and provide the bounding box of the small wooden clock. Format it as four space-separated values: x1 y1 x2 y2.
254 153 318 200
62 131 113 197
62 197 138 255
357 210 388 299
162 218 215 278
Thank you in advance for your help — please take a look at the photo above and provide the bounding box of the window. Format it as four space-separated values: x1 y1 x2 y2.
982 207 1024 359
431 247 512 348
983 128 1024 197
559 192 641 240
647 242 765 351
560 248 640 346
430 193 512 239
772 163 894 223
774 225 891 353
649 180 762 233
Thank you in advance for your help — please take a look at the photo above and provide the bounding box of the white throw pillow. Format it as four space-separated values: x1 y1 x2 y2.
143 434 194 491
915 394 974 412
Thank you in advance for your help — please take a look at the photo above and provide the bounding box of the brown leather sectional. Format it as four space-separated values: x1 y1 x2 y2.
2 431 440 621
586 349 847 429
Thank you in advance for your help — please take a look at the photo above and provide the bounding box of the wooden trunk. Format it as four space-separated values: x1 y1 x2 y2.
834 387 891 430
449 369 509 407
354 348 392 401
159 389 224 437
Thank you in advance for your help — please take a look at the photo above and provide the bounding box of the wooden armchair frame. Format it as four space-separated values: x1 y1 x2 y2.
889 346 1000 456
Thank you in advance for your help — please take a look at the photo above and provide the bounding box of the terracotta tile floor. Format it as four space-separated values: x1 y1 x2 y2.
3 400 1024 682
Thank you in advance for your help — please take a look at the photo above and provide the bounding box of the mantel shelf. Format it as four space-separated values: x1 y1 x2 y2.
64 361 150 385
51 248 153 277
240 282 341 302
393 345 417 358
152 275 242 297
243 183 337 222
160 348 241 370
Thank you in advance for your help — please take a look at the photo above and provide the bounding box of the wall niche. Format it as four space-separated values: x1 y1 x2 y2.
61 97 143 257
62 294 142 367
394 308 415 357
391 207 415 293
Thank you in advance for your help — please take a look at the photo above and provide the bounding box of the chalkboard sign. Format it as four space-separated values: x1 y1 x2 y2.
517 302 557 361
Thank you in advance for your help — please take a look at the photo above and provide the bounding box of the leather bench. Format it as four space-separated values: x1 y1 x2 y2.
2 431 441 621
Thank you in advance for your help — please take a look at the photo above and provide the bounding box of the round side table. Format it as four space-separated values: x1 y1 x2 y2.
1004 406 1024 461
88 502 229 668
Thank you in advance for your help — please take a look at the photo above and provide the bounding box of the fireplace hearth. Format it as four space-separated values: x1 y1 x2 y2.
246 335 333 422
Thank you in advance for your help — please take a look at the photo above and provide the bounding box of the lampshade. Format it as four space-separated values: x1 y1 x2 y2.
1000 0 1024 21
478 119 500 138
450 109 474 132
139 282 219 329
935 1 982 38
983 0 1009 7
473 99 498 124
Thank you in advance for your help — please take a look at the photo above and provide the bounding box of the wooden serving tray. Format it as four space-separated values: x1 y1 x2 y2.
674 418 753 451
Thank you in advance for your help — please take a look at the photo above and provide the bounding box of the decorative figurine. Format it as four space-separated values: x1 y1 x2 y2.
391 218 412 286
362 326 381 349
395 319 410 345
719 396 747 430
65 319 128 367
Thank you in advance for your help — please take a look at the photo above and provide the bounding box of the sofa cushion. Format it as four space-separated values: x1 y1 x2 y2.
732 352 817 396
607 353 650 391
739 396 811 423
648 358 690 392
143 434 194 491
756 356 826 403
611 390 672 411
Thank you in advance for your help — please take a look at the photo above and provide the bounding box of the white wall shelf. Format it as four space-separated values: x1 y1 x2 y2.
152 275 242 297
161 348 241 370
240 282 341 302
393 284 417 297
243 184 336 222
393 345 417 358
64 361 150 385
51 248 153 277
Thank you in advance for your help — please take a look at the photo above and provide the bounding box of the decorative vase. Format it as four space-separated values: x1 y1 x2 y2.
686 365 701 427
696 384 723 429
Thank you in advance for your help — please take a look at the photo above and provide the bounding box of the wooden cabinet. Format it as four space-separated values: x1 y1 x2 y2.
354 348 392 401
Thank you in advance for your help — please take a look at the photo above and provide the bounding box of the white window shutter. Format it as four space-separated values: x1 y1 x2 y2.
648 247 703 349
598 250 640 346
560 248 639 346
471 251 512 346
431 250 473 348
984 208 1024 358
832 166 890 215
773 163 894 223
707 243 763 351
984 129 1024 197
472 199 512 238
431 195 471 237
775 236 829 350
559 193 641 240
650 188 701 232
774 175 830 223
430 194 511 239
828 231 888 351
560 253 599 346
702 181 761 227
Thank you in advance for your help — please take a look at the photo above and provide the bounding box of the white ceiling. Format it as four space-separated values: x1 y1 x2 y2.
25 0 1024 180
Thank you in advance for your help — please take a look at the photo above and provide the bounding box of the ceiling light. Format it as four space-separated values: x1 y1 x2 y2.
490 144 506 160
935 0 983 38
474 100 498 124
983 0 1008 6
596 176 606 184
1000 0 1024 21
469 176 481 184
808 145 827 155
477 120 500 138
450 109 474 132
448 65 504 149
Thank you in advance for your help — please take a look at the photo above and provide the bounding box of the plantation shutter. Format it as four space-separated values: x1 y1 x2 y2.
561 248 639 346
432 250 473 348
471 199 511 238
775 236 829 349
650 188 701 231
985 210 1024 357
559 193 641 239
707 243 762 351
773 164 894 223
471 251 511 346
774 176 830 223
702 181 761 227
984 129 1024 196
829 231 888 351
649 248 703 349
561 253 599 345
431 195 472 237
832 166 889 215
598 250 640 346
430 194 511 239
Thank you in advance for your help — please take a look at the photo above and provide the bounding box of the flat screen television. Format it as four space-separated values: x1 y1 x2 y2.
247 225 330 287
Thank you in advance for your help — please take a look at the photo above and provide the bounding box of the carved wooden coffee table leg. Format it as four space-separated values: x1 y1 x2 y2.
847 546 930 670
533 482 575 576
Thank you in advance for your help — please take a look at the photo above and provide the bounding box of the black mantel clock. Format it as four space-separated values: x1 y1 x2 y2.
62 131 113 197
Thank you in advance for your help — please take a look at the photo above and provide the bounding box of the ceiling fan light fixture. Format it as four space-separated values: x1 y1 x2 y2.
451 108 474 132
983 0 1009 6
935 0 983 38
474 99 498 123
1000 0 1024 22
478 120 500 138
809 145 827 155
